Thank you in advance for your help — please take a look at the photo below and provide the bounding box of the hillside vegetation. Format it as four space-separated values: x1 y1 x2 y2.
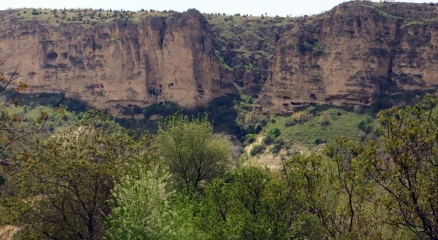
1 94 436 239
1 1 438 239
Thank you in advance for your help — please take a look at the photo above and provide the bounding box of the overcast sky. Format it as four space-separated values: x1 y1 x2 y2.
0 0 434 17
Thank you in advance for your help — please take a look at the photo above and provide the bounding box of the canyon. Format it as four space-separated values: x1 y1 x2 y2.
0 1 437 116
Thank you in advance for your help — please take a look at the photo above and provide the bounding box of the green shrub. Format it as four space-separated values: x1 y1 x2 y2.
260 118 268 127
268 127 281 138
314 138 326 145
357 120 366 129
263 134 275 145
250 144 266 156
307 106 316 114
244 134 256 145
254 123 263 134
274 137 285 145
365 117 372 124
292 110 312 123
271 144 282 154
271 138 285 154
357 119 373 134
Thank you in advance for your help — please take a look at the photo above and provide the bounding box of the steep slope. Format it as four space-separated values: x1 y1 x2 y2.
0 9 231 116
206 13 285 95
1 2 438 117
259 2 438 113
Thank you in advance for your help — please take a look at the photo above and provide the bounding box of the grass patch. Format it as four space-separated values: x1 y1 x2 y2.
8 8 175 27
263 107 376 147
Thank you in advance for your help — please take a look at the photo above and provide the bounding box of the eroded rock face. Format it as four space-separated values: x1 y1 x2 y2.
260 2 438 113
1 2 438 116
0 9 230 115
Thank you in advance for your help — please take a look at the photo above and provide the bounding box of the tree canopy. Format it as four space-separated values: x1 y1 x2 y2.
4 110 152 239
157 113 231 192
0 62 48 163
368 95 438 239
0 82 436 240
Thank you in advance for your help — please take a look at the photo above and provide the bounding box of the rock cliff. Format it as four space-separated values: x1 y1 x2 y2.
259 1 438 113
0 9 230 115
1 2 438 116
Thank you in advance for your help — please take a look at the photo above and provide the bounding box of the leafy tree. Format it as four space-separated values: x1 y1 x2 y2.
198 166 322 239
105 164 173 239
198 167 272 239
0 61 49 235
0 62 48 163
324 138 394 239
281 149 410 240
157 113 231 192
105 163 201 240
5 110 148 240
366 95 438 239
282 154 329 233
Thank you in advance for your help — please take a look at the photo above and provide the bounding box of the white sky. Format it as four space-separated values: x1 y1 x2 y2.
0 0 434 17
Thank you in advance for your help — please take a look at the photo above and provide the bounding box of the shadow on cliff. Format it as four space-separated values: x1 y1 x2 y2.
2 89 241 135
3 91 89 113
116 94 240 134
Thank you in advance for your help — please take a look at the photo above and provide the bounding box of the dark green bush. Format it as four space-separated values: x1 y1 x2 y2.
0 174 5 186
263 134 275 145
307 106 316 114
358 120 366 130
271 144 282 154
250 144 266 156
273 137 285 145
271 138 285 154
260 118 268 127
314 138 326 145
358 119 373 134
268 128 281 138
319 116 330 126
244 134 256 145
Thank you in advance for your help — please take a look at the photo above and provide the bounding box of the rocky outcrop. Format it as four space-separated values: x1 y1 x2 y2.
260 2 438 113
206 14 283 96
0 9 231 115
1 2 438 116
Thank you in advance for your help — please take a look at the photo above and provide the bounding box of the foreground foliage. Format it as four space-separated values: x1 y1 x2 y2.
1 95 437 239
4 111 151 239
157 114 231 192
197 166 324 239
369 95 438 239
0 63 48 163
105 163 200 240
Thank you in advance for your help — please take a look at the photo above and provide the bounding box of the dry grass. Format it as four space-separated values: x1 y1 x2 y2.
0 225 19 240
